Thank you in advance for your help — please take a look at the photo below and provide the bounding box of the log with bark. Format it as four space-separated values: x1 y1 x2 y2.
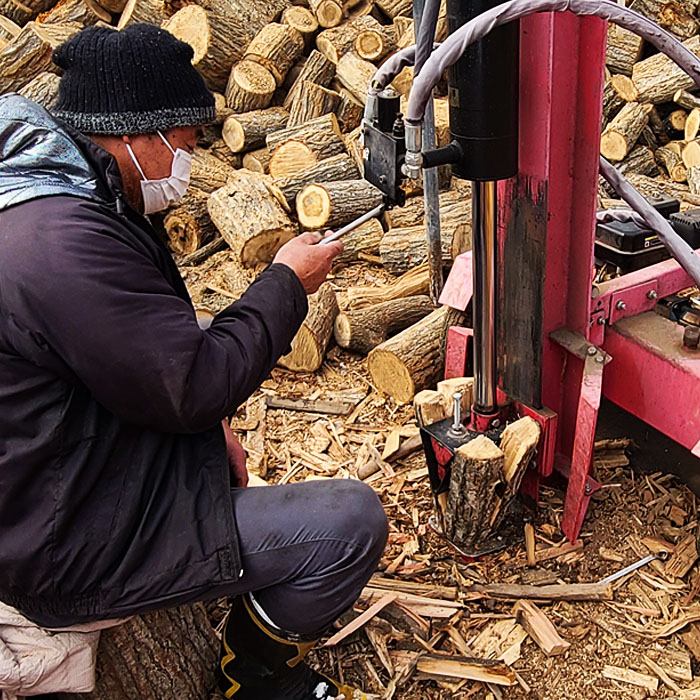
37 0 109 24
355 24 396 62
309 0 343 27
675 88 700 111
375 0 411 18
384 182 471 229
334 295 434 354
600 102 652 162
164 187 218 256
627 171 700 205
190 147 237 193
207 139 243 170
347 263 430 308
281 5 318 46
283 49 335 109
222 106 289 153
315 14 381 63
117 0 167 27
0 15 19 45
17 69 59 108
658 1 698 39
333 216 383 263
602 79 625 129
335 51 376 104
656 145 688 182
0 0 53 24
278 282 339 371
336 90 363 131
0 21 79 94
605 23 643 77
225 60 277 112
244 22 305 87
296 178 384 229
367 305 464 404
287 80 340 128
274 152 359 204
242 146 273 173
208 169 298 267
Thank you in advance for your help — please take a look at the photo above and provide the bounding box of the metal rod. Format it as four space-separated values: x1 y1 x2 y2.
452 392 463 431
319 203 385 245
472 180 498 414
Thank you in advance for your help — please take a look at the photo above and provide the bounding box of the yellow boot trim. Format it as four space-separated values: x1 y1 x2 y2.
219 621 242 699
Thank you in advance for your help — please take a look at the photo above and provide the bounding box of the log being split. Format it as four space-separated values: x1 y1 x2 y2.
164 188 218 257
297 179 384 229
283 49 335 109
309 0 343 28
287 80 340 128
222 107 289 153
315 15 382 63
600 102 652 163
367 305 464 404
274 152 359 204
244 22 305 87
334 295 434 354
226 60 277 112
208 170 298 268
278 282 339 372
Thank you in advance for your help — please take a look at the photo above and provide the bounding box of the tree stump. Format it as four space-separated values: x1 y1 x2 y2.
222 107 289 153
244 22 305 87
226 60 277 112
334 295 434 354
297 179 383 229
274 152 359 204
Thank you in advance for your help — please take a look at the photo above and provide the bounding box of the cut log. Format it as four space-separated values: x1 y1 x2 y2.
668 109 689 134
631 35 700 104
269 140 318 177
244 22 305 86
629 0 696 22
602 79 625 129
309 0 343 27
686 107 700 141
335 51 375 104
281 5 318 45
336 89 363 131
416 655 516 686
367 305 463 403
0 0 48 25
117 0 167 27
347 263 430 308
444 435 505 549
658 1 698 39
414 389 449 427
315 14 381 63
334 216 383 263
206 140 242 171
242 146 273 173
283 49 335 109
274 152 359 204
17 70 59 108
605 23 643 77
600 102 652 162
57 605 219 700
375 0 411 18
190 147 236 193
297 179 384 229
513 600 571 657
334 295 434 354
688 165 700 195
682 140 700 168
222 107 289 153
648 105 670 146
37 0 109 24
638 125 658 151
656 146 688 182
384 183 471 229
610 73 638 102
675 88 700 111
278 282 339 372
226 60 277 112
355 24 396 62
618 145 659 179
287 80 341 128
208 169 297 268
0 21 80 94
627 172 700 206
341 0 375 21
164 188 218 256
0 15 19 43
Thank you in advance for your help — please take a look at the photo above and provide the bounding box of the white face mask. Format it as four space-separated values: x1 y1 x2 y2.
125 130 192 215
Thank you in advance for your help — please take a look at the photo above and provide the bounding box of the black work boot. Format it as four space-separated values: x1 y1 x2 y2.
217 594 366 700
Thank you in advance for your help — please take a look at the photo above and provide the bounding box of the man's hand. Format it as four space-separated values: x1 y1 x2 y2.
222 420 249 487
272 232 343 294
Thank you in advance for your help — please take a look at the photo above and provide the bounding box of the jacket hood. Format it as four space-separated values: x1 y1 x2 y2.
0 94 118 212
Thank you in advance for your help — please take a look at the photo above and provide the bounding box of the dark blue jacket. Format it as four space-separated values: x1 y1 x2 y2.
0 95 308 627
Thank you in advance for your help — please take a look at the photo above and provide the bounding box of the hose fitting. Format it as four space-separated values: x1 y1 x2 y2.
403 122 423 179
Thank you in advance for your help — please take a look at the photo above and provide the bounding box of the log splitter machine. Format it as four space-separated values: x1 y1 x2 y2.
361 0 700 550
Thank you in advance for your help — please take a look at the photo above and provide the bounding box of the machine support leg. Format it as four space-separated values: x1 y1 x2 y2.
472 180 498 416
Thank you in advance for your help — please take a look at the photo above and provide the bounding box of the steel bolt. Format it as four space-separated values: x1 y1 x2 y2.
647 290 658 300
595 356 604 363
683 325 700 349
585 484 592 495
587 346 597 356
616 300 627 311
492 419 501 428
597 317 606 326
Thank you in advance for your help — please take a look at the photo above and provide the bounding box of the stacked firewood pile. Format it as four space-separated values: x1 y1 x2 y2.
603 0 700 201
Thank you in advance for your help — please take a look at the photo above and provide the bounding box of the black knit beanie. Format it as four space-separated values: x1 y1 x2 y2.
52 24 215 135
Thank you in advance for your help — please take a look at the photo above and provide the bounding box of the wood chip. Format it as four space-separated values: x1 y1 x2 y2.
514 600 571 657
602 665 659 692
324 593 398 646
416 655 517 686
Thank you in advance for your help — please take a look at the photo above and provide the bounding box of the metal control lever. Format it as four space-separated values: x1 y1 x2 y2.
319 204 385 246
598 550 670 584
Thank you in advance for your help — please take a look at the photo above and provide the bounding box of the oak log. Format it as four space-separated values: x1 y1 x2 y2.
274 152 359 204
675 88 700 111
287 80 341 128
0 15 19 43
296 179 384 229
244 22 305 86
222 106 289 153
190 147 237 193
283 49 335 109
225 60 277 112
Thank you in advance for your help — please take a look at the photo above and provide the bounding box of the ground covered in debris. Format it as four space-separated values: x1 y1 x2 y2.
184 253 700 700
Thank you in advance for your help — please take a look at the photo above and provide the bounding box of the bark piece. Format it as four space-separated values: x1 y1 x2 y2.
281 5 318 45
17 70 59 108
287 80 340 128
333 216 383 263
242 146 273 173
513 600 571 657
367 305 463 403
315 14 381 63
274 152 359 204
164 188 218 256
656 146 688 182
600 102 652 162
278 282 339 372
416 655 516 686
225 60 277 112
208 170 297 267
334 295 434 354
309 0 342 27
283 49 335 109
222 106 289 153
297 178 383 229
244 22 305 86
335 50 375 103
605 23 643 76
0 21 79 94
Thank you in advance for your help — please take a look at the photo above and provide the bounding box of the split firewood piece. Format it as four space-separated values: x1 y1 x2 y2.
665 533 699 580
0 21 80 94
609 73 638 103
287 81 341 128
283 49 335 109
603 665 659 692
225 60 277 112
414 389 449 427
368 305 464 404
334 295 434 354
37 0 109 25
274 153 359 205
315 15 382 63
208 170 297 268
600 102 652 163
513 600 570 657
500 417 541 488
222 107 289 154
630 35 700 104
525 524 537 567
335 51 376 104
309 0 343 28
242 146 272 173
675 88 700 111
605 23 643 77
437 377 474 417
164 188 219 256
267 113 346 178
444 435 504 548
688 165 700 196
244 23 305 87
278 283 339 372
190 147 237 193
17 70 59 109
686 108 700 142
682 140 700 168
347 263 430 308
281 5 318 46
297 179 384 230
416 655 517 686
118 0 167 27
331 216 383 263
375 0 411 18
656 146 688 183
336 90 363 132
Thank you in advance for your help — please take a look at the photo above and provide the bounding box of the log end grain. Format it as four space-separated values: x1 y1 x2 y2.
163 5 210 67
367 347 416 403
297 182 332 228
270 140 318 178
226 60 276 112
